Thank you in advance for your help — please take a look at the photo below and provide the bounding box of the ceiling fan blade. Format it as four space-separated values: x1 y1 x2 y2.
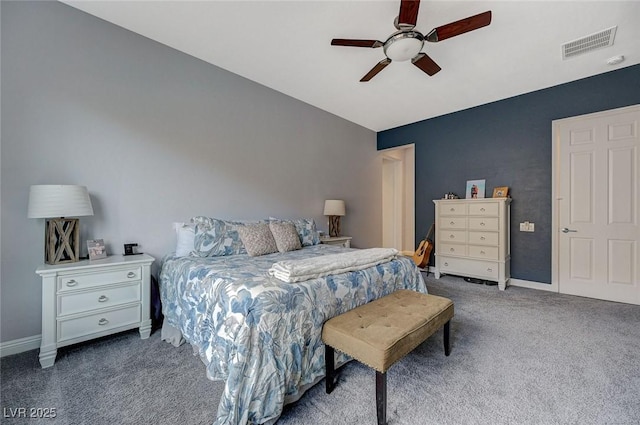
360 59 392 82
426 11 492 42
331 39 383 48
412 53 441 76
398 0 421 28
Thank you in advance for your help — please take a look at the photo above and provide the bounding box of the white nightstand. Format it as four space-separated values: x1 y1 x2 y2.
36 254 154 368
320 236 352 248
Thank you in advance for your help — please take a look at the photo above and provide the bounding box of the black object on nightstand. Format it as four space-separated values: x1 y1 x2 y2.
124 243 143 256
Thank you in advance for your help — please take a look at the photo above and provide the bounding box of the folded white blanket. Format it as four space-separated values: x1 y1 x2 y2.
269 247 399 283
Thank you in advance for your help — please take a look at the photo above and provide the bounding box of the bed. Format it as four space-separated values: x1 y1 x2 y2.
159 222 427 425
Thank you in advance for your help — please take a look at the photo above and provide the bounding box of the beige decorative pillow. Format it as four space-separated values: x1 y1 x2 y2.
269 221 302 253
237 223 278 257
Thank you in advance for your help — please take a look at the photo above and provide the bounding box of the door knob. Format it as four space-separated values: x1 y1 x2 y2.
561 228 577 233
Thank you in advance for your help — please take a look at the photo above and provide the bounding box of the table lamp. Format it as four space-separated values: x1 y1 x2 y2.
28 185 94 265
323 200 346 237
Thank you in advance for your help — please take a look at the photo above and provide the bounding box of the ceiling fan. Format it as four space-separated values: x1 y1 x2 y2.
331 0 491 81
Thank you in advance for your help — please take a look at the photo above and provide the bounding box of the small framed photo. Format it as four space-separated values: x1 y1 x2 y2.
465 179 486 199
492 186 509 198
87 239 107 260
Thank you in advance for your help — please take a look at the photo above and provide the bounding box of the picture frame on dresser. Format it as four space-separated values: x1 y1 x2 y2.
492 186 509 198
87 239 107 260
465 179 486 199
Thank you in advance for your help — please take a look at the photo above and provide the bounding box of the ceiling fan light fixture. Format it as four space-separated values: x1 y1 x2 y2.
330 1 493 81
384 32 424 62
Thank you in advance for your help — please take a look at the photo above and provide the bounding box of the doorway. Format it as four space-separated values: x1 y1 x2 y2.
552 105 639 304
381 144 415 255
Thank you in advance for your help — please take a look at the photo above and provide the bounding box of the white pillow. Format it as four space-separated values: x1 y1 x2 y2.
174 222 196 257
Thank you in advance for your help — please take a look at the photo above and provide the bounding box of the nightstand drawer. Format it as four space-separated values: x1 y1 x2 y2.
57 305 141 343
468 217 499 231
438 243 467 256
58 283 141 316
57 267 141 293
439 230 466 243
468 231 499 246
468 245 499 260
468 202 499 216
439 217 467 230
320 236 352 248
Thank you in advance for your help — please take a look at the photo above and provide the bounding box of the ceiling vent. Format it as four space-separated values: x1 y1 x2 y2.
562 26 617 59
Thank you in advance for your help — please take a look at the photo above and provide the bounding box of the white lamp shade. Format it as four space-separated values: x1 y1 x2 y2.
323 200 345 216
28 185 94 218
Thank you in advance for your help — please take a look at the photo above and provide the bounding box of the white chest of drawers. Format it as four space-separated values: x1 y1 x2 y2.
433 199 511 290
36 254 154 368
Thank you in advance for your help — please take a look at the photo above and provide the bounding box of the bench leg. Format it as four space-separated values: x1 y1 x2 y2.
325 345 336 394
444 320 451 356
376 371 387 425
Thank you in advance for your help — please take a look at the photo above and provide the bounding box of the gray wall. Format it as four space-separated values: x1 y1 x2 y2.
378 64 640 283
1 1 379 342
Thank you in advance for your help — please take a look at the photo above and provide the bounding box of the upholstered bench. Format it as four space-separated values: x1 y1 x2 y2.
322 290 454 425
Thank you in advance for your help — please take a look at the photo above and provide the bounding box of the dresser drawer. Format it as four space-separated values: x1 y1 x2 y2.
438 256 499 280
468 245 499 260
57 267 141 293
440 203 467 216
468 231 499 246
439 217 467 230
57 305 141 343
468 217 499 231
439 230 467 243
469 202 499 216
58 283 141 316
438 243 467 256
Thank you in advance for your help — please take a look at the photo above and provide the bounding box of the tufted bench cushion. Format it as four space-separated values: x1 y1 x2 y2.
322 289 454 425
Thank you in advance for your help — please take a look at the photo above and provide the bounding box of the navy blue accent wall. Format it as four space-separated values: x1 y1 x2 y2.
378 64 640 283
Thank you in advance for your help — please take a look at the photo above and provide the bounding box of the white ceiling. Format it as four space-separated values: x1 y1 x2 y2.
62 1 640 132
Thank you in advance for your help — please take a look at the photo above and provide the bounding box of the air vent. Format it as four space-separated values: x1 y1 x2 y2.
562 26 617 59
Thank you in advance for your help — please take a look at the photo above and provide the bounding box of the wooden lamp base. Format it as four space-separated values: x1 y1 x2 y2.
328 216 342 237
45 218 80 264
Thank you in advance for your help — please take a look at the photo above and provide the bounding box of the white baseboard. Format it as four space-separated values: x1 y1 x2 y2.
424 270 556 293
0 334 41 357
509 278 557 292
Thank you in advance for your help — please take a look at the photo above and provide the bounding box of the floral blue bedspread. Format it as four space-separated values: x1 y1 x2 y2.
159 244 427 425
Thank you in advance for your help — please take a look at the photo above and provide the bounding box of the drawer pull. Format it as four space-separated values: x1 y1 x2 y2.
480 236 486 240
444 262 449 267
127 272 136 278
450 248 455 252
480 222 485 226
66 279 78 287
450 208 455 212
480 251 486 255
98 318 109 326
449 235 455 239
480 208 486 212
487 268 493 272
98 295 109 303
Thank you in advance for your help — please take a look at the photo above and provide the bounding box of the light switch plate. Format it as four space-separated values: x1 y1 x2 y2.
520 222 535 232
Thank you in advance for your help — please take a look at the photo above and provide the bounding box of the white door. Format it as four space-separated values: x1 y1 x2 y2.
553 105 639 304
382 156 403 249
380 145 415 254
